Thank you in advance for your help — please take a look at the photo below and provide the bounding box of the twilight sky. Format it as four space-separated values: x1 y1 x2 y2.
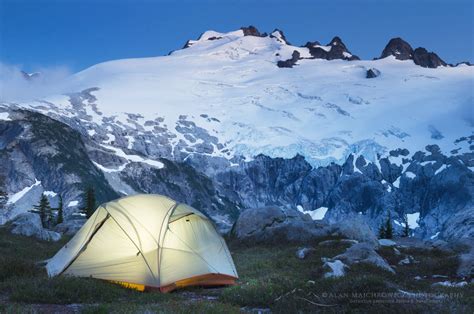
0 0 473 73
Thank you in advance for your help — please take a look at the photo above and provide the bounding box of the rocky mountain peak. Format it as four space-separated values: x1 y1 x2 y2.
380 37 414 60
380 37 447 68
304 36 359 61
329 36 346 49
270 29 290 45
413 47 447 68
240 25 262 37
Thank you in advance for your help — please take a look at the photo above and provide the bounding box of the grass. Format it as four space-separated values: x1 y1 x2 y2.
0 227 472 313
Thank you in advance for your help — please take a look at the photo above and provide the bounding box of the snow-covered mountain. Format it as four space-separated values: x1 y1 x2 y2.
7 27 473 167
1 26 473 237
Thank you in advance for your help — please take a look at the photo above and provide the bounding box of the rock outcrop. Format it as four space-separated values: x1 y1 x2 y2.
231 206 329 243
304 36 359 61
10 212 61 241
332 242 395 273
380 37 447 68
277 51 300 68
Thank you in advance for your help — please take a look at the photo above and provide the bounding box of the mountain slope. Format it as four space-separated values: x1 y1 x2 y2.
12 27 473 169
1 27 473 238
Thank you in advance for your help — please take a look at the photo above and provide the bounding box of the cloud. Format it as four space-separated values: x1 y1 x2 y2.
0 62 73 103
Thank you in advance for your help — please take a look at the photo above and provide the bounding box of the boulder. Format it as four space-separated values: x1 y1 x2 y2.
232 206 330 243
378 239 397 247
54 219 85 236
323 259 347 278
10 212 61 242
457 247 474 279
330 217 379 247
366 68 381 78
296 247 316 259
332 242 395 273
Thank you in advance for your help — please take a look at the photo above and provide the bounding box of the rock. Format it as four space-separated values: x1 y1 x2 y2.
380 37 414 60
393 247 401 255
366 68 380 78
330 217 379 247
414 276 422 280
54 219 85 236
333 242 395 273
323 259 347 278
240 25 262 37
379 37 447 68
318 239 358 246
296 247 315 259
378 239 397 247
305 36 359 61
277 50 300 68
457 247 474 279
412 47 447 68
232 206 330 243
431 281 468 288
10 212 61 242
398 255 415 265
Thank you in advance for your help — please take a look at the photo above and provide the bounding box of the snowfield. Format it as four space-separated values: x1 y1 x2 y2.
9 28 474 167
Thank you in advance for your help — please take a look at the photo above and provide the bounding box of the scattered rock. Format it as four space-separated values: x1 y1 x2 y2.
296 247 316 259
432 281 468 288
398 255 416 265
332 242 395 273
10 212 61 242
379 239 397 247
323 259 347 278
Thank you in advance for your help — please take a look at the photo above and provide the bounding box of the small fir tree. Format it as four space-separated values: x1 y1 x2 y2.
56 194 64 225
402 213 410 237
0 175 7 210
80 187 96 218
385 211 393 239
30 194 52 228
378 224 386 239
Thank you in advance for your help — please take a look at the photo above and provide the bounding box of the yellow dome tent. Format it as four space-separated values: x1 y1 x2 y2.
46 194 238 292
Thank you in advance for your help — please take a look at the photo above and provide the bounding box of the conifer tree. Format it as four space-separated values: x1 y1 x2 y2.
378 224 386 239
402 213 410 237
385 211 393 239
30 194 52 228
0 175 7 210
80 187 96 218
56 194 64 225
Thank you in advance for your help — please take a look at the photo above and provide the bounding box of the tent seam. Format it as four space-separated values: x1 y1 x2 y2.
103 207 158 285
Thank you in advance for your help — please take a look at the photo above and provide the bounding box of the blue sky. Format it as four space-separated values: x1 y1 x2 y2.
1 0 473 73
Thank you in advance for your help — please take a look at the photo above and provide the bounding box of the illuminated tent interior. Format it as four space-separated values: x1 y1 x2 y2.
46 194 238 292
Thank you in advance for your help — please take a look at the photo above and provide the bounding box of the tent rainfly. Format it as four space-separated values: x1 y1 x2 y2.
46 194 238 292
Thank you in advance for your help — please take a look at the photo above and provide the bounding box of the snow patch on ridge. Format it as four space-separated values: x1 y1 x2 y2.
7 179 41 204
